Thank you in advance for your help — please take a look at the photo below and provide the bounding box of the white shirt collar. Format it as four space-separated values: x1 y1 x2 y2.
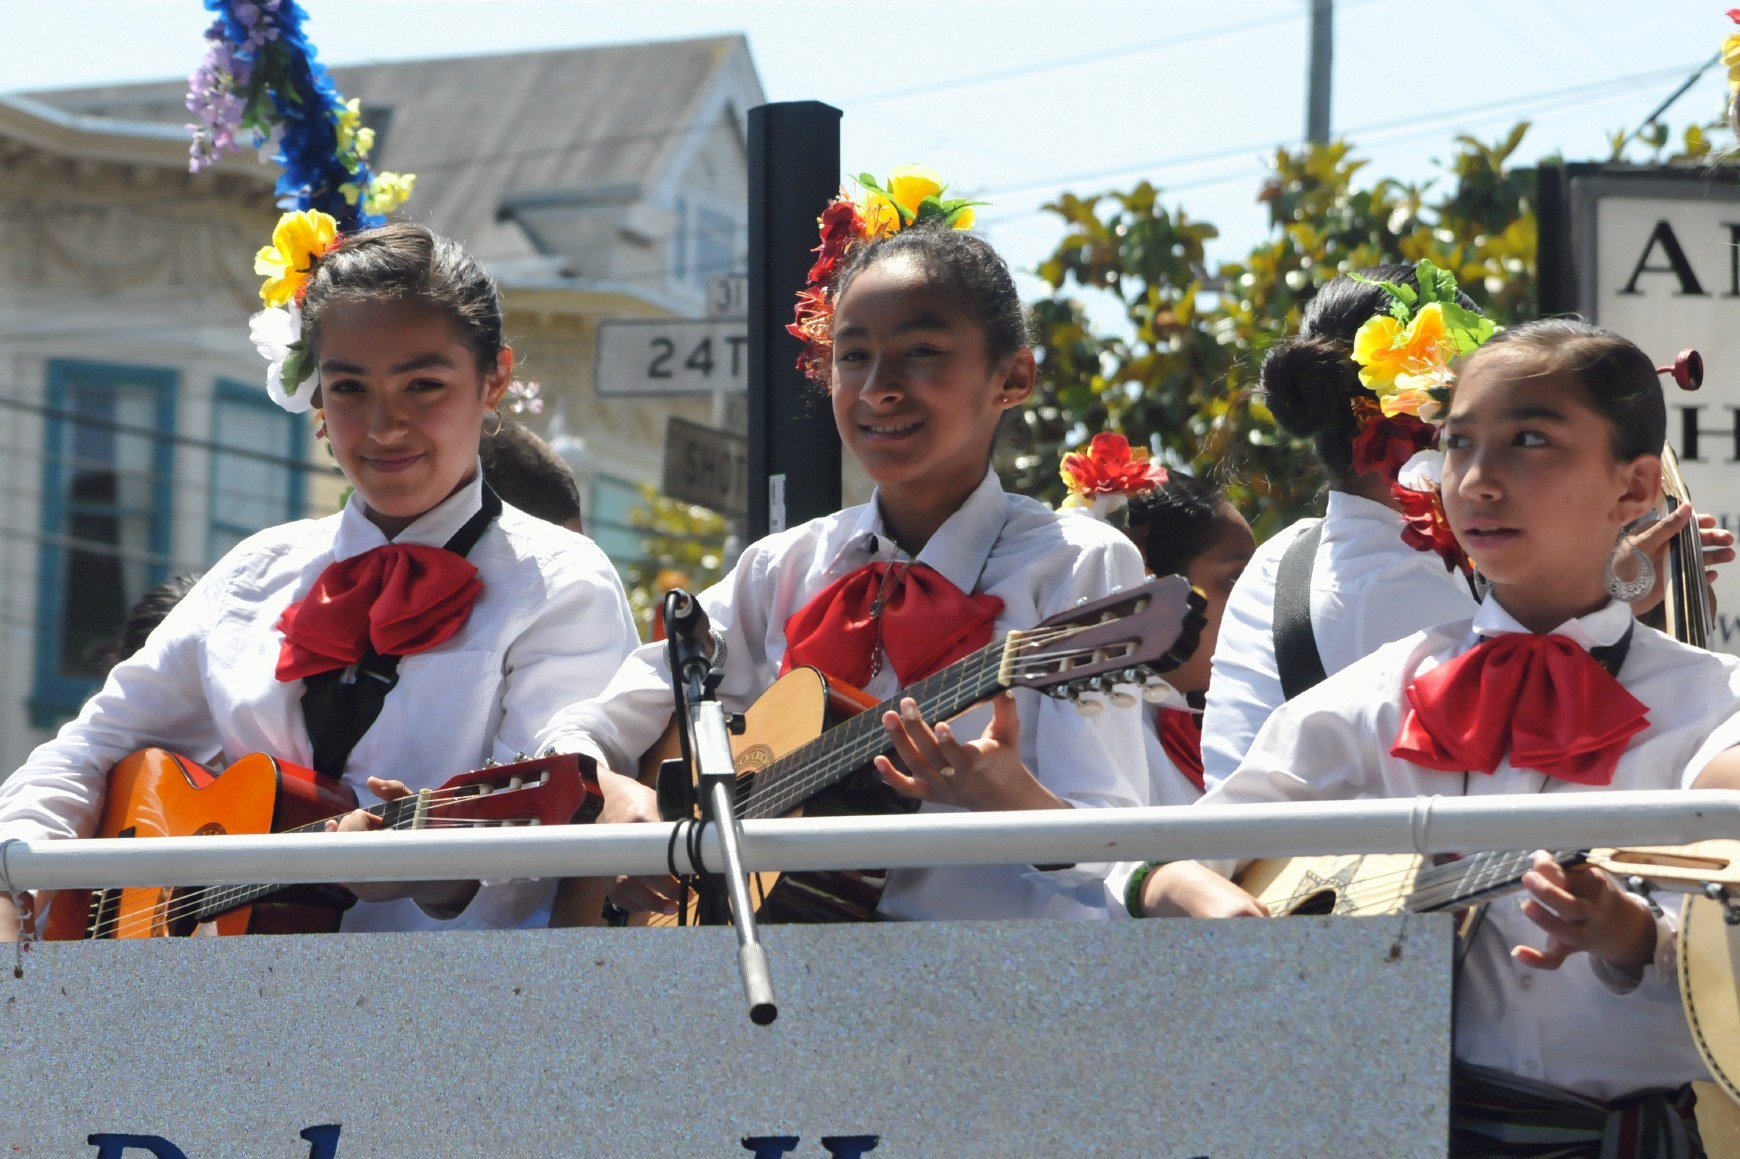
830 467 1007 594
330 462 486 561
1324 489 1403 529
1470 591 1633 649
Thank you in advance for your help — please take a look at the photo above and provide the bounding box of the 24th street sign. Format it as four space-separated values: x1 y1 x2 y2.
595 317 748 397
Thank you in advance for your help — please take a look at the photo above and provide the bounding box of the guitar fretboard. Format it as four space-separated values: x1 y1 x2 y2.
738 638 1013 821
1401 849 1582 914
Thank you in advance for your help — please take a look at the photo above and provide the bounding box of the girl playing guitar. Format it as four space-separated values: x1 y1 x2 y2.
538 171 1151 922
0 215 646 936
1144 320 1740 1156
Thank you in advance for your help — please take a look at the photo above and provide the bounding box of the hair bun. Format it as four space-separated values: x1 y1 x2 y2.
1260 335 1362 437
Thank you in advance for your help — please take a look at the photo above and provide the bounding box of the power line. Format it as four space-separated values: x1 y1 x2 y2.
0 395 337 476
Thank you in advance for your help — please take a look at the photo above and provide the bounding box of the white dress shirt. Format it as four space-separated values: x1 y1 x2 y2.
0 470 639 933
536 467 1151 921
1200 490 1478 790
1204 595 1740 1099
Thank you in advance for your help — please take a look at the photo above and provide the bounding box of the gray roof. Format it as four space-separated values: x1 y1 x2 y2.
22 35 759 263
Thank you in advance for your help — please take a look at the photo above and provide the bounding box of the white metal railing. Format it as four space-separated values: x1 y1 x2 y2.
0 792 1736 891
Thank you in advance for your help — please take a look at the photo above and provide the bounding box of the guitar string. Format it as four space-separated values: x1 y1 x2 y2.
82 797 559 939
1266 849 1559 917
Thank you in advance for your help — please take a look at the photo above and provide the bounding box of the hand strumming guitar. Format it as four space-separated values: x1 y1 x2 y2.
594 769 677 917
325 776 479 918
1515 849 1657 978
1141 861 1270 919
0 890 33 943
873 691 1064 812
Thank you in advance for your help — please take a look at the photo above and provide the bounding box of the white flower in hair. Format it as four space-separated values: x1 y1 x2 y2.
1395 448 1441 494
249 300 317 414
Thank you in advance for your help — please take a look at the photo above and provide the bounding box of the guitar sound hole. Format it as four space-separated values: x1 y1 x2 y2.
1288 889 1338 917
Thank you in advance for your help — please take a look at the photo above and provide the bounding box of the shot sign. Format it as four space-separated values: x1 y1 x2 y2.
664 415 749 517
595 317 748 397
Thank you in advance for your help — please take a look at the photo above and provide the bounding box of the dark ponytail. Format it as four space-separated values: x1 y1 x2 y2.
1261 264 1478 480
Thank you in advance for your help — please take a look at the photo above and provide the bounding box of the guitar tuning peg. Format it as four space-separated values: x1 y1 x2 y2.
1072 689 1107 717
1107 684 1139 710
1141 675 1171 704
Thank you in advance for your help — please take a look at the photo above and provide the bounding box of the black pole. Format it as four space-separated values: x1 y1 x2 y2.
747 101 843 543
1305 0 1333 145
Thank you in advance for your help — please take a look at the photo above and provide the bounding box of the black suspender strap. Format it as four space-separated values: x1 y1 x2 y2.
300 482 503 779
1274 519 1329 701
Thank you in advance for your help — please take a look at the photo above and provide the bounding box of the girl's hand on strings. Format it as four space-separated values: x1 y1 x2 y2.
596 768 677 916
1142 861 1270 919
874 691 1064 812
325 777 480 914
1514 850 1657 977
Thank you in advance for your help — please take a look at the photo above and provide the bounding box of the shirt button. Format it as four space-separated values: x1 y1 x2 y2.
1521 1060 1541 1075
1519 974 1535 990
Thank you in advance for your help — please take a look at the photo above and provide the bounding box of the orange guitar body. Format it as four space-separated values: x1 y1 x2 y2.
40 748 357 941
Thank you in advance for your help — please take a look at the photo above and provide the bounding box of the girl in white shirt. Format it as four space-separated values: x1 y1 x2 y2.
1200 271 1725 790
1143 320 1740 1155
0 217 642 936
540 211 1149 923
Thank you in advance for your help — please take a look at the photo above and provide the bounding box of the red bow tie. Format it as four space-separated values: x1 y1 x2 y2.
1157 707 1205 792
780 561 1004 689
275 544 484 681
1390 632 1649 786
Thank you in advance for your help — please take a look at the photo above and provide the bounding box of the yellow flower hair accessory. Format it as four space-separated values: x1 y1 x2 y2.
1724 10 1740 92
1349 259 1496 422
254 208 339 308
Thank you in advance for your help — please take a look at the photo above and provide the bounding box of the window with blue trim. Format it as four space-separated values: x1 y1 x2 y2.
32 361 178 728
208 379 306 563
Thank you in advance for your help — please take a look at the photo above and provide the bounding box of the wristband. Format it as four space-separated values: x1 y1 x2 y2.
1124 860 1169 920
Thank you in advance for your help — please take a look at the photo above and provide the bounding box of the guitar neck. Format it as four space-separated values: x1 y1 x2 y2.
738 636 1015 821
1402 849 1585 914
190 794 437 922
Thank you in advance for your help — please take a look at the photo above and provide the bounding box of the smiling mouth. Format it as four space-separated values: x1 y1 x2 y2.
859 419 922 441
363 452 425 474
1463 525 1521 542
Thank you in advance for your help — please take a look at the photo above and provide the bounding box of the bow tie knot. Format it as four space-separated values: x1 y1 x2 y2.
1390 631 1649 787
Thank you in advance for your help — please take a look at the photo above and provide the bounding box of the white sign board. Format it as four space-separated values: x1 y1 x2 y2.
707 273 749 319
595 318 748 397
664 415 749 518
1 917 1451 1157
1576 173 1740 652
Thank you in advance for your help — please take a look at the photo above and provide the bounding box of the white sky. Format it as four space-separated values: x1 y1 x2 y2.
3 0 1734 312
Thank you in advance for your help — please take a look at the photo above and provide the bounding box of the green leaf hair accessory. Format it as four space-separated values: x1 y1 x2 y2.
1349 259 1497 423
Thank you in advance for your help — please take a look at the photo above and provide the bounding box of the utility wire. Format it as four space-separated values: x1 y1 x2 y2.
1641 51 1724 127
0 396 336 476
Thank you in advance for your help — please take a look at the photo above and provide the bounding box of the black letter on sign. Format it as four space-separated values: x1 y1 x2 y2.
741 1137 801 1158
1620 221 1707 296
86 1137 189 1159
301 1124 342 1159
820 1137 881 1158
1679 405 1740 463
1725 223 1740 296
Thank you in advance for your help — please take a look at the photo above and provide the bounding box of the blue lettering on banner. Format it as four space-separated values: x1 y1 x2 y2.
742 1138 879 1156
819 1137 879 1158
86 1126 341 1158
741 1137 802 1157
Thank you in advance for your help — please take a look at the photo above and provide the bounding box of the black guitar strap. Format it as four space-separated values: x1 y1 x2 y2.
1274 519 1329 701
300 483 503 779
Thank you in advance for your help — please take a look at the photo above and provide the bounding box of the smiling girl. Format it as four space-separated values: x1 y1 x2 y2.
1140 320 1740 1155
538 186 1149 922
0 217 641 936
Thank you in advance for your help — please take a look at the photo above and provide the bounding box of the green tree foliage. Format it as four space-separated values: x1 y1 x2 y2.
1012 126 1541 534
622 483 729 640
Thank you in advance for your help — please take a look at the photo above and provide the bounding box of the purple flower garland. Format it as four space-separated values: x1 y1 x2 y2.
185 0 384 229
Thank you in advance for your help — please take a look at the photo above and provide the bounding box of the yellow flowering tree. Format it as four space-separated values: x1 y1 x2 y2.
622 485 730 641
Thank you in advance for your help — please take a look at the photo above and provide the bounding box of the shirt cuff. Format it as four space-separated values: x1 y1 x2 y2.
1587 911 1680 998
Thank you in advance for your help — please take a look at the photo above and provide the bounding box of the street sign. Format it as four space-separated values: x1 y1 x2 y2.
664 415 749 518
595 317 748 397
706 273 748 318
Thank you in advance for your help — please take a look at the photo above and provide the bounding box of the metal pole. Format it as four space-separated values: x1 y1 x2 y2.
1306 0 1333 144
746 101 843 543
691 700 777 1024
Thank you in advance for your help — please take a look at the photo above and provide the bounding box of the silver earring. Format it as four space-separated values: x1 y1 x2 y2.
1603 539 1656 602
482 410 503 437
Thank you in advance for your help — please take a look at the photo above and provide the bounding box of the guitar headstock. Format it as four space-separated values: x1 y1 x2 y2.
1588 841 1740 894
420 753 604 829
1005 575 1207 712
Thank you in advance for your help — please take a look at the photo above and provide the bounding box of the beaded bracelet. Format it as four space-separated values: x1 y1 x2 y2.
1124 860 1169 920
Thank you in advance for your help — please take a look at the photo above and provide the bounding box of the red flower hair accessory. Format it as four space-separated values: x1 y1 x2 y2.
1349 397 1437 480
1391 479 1471 577
1060 432 1168 520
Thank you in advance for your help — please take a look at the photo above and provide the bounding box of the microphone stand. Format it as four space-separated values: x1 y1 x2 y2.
662 590 778 1026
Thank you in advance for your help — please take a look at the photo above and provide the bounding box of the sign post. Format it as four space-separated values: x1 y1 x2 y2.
747 102 843 542
1538 162 1740 652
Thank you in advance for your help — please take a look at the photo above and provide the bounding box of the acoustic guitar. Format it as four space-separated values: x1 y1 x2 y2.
39 748 601 941
555 574 1206 927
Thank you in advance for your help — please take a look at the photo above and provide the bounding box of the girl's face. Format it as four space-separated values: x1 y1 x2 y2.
315 299 511 530
829 255 1033 493
1151 507 1254 695
1441 352 1659 622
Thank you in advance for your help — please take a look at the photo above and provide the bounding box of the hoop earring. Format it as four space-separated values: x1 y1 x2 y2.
1603 537 1656 602
482 410 503 437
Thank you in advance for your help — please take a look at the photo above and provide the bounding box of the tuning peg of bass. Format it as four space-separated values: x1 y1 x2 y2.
1657 349 1703 391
